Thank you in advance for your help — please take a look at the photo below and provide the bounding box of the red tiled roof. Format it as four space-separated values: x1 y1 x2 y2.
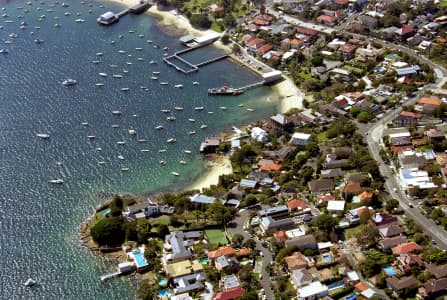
213 287 245 300
208 246 236 259
287 198 308 210
246 38 264 47
235 248 251 257
392 242 421 255
339 43 357 53
400 111 422 119
419 97 443 106
335 0 349 4
359 191 373 201
355 282 369 291
317 15 337 23
257 44 273 54
341 182 362 194
297 27 318 36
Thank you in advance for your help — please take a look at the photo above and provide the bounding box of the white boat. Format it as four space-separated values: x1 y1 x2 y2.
138 34 144 38
36 133 49 139
200 124 208 129
62 79 77 86
121 167 129 172
112 74 123 79
112 124 119 128
116 141 126 145
87 135 95 139
160 109 170 113
128 30 135 33
117 155 124 160
0 49 8 54
128 129 136 135
174 107 183 111
155 125 164 130
171 172 179 176
166 116 176 121
152 71 160 74
160 82 168 85
219 106 227 110
188 119 195 122
138 139 147 142
194 106 204 111
208 111 214 114
149 60 156 64
120 87 130 91
125 62 132 65
174 84 183 88
34 38 44 44
238 104 244 107
123 70 129 74
98 72 107 77
96 52 104 56
135 47 143 51
110 65 118 68
163 46 169 51
166 138 176 143
160 160 166 165
112 110 122 115
147 40 153 43
193 81 199 85
80 122 88 126
95 147 102 151
48 179 64 184
183 150 192 154
158 149 167 153
137 58 144 61
95 83 104 87
24 279 37 287
187 131 196 135
140 149 150 152
179 160 187 165
98 161 105 165
150 76 158 80
74 18 85 23
118 50 125 54
247 108 254 112
91 60 100 64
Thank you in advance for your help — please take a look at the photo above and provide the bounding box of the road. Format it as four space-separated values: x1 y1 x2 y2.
232 209 274 300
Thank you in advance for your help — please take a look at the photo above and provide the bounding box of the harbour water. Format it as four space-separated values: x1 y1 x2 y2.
0 1 277 299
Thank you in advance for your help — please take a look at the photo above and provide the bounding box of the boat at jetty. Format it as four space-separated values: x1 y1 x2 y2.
36 133 49 139
208 85 243 96
62 79 77 86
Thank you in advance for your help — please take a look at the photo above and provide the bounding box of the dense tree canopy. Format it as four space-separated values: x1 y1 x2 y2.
91 217 125 246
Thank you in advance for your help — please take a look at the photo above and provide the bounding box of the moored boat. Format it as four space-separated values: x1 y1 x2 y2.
62 78 77 86
48 179 64 184
36 133 50 139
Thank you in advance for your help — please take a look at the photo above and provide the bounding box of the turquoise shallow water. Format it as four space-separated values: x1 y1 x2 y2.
0 1 278 299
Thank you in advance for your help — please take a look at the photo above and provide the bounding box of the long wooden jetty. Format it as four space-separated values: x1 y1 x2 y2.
97 1 151 25
100 271 121 282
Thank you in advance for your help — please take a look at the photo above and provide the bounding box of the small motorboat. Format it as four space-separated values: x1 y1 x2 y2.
160 109 170 113
194 106 204 111
48 179 64 184
117 155 124 160
112 110 122 115
179 160 187 165
24 278 37 287
193 81 199 85
160 160 166 165
174 107 183 111
200 124 208 129
166 116 176 122
87 135 95 139
183 150 192 154
98 72 107 77
171 172 179 176
158 149 167 153
166 138 176 143
174 84 183 88
188 119 195 122
62 79 77 86
155 125 164 130
128 129 136 135
116 141 126 145
36 133 49 139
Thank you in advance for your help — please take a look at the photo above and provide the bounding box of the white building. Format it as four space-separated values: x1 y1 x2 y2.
290 132 312 146
398 168 437 190
297 281 328 300
251 127 268 143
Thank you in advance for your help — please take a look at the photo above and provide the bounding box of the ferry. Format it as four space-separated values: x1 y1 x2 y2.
62 79 77 86
166 138 176 143
48 179 64 184
36 133 50 139
208 85 244 96
194 106 204 111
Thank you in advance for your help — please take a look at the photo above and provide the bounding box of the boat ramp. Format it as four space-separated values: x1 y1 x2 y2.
97 1 151 25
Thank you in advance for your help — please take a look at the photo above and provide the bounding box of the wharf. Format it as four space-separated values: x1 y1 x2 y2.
100 271 121 282
97 1 151 25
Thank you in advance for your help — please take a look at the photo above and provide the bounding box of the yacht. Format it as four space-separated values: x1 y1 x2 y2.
62 79 77 86
112 110 122 115
117 155 124 160
155 125 164 130
188 119 195 122
193 81 199 85
128 129 136 135
112 74 123 79
120 87 130 91
87 135 95 139
166 138 176 143
48 179 64 184
187 131 196 135
116 141 126 145
98 72 107 77
160 82 168 86
200 124 208 129
179 160 187 165
174 107 183 111
171 172 179 176
121 167 129 172
96 52 104 56
159 160 166 165
194 106 204 111
36 133 49 139
150 76 158 80
95 83 104 87
183 150 192 154
158 149 167 153
24 279 36 287
160 109 170 113
166 116 176 121
174 84 183 88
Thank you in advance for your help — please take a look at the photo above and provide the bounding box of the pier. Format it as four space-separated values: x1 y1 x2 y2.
100 271 121 282
97 1 151 25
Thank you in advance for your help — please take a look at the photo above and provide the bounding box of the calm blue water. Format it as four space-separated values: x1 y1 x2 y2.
0 1 277 299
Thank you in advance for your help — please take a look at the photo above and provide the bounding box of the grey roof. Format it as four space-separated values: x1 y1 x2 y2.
321 168 344 178
222 275 240 290
216 256 230 268
190 194 225 205
184 231 203 239
396 65 420 76
309 179 334 193
379 224 403 238
262 216 295 230
386 276 419 291
125 200 152 214
426 263 447 279
285 234 317 249
379 236 407 249
165 231 192 261
240 179 258 188
258 205 289 217
173 272 205 294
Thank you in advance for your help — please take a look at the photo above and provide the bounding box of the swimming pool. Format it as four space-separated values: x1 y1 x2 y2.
133 250 148 268
328 281 345 291
159 278 167 287
158 289 169 297
384 266 396 276
100 208 111 217
200 257 209 265
322 253 332 263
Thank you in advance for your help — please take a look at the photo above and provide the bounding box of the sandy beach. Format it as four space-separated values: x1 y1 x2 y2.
273 75 305 113
189 155 233 191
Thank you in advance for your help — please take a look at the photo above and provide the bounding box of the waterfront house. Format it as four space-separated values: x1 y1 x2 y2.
165 259 204 279
270 113 294 130
200 137 220 153
246 38 264 52
123 200 174 221
173 271 206 295
251 127 268 143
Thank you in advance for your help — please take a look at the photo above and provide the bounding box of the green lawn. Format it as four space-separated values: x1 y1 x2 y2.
317 132 327 142
345 224 366 239
205 228 228 245
151 215 170 225
441 0 447 7
343 65 364 75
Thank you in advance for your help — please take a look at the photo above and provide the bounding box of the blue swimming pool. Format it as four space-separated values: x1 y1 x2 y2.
384 266 396 276
322 253 332 263
100 208 111 217
133 250 148 268
159 278 167 287
158 289 169 297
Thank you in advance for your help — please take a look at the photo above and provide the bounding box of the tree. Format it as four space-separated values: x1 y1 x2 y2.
221 34 230 45
157 224 170 239
314 214 338 231
207 200 232 225
136 219 151 244
243 238 257 249
90 217 125 246
232 43 241 54
232 233 244 246
223 14 235 27
190 15 211 29
357 111 371 123
385 199 399 212
110 194 124 216
137 279 157 300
